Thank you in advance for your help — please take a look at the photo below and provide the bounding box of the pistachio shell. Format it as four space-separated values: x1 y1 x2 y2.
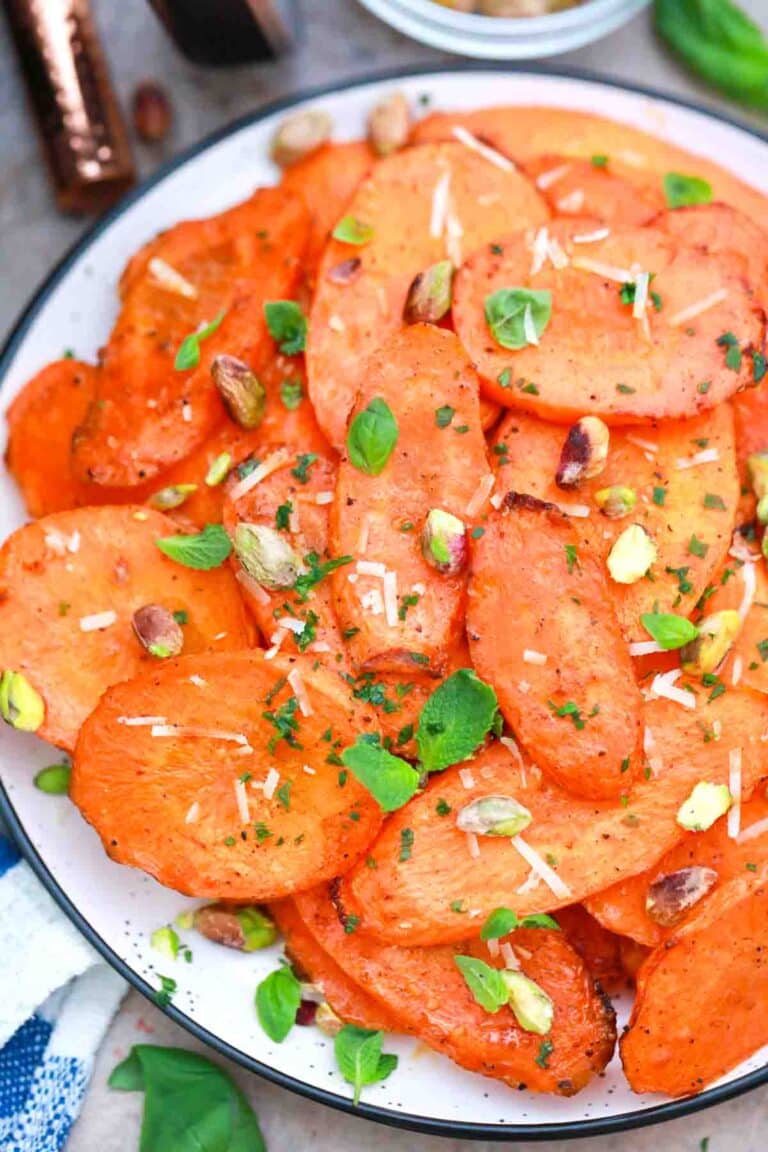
500 969 554 1034
404 261 454 325
594 485 637 519
421 508 467 575
211 355 266 430
271 108 332 167
680 609 742 675
0 670 45 732
132 604 184 659
368 91 411 157
456 794 532 837
315 1002 344 1036
645 865 718 927
556 416 610 488
607 524 657 585
233 523 303 590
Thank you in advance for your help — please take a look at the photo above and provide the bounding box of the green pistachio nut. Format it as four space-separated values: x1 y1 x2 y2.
148 483 197 511
236 907 278 952
594 485 637 519
150 926 180 960
680 609 742 676
757 494 768 526
421 508 467 575
193 903 276 951
233 523 303 590
211 354 266 430
676 781 732 832
34 763 71 795
403 260 454 325
747 451 768 501
205 452 232 487
456 795 532 838
500 969 554 1035
132 604 184 659
0 670 45 732
607 524 657 585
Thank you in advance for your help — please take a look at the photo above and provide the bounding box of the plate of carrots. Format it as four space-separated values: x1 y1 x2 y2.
1 68 768 1138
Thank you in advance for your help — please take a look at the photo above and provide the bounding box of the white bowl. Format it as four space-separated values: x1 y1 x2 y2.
356 0 650 59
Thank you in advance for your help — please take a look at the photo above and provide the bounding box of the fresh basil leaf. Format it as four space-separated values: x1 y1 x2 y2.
341 738 420 811
334 1025 398 1106
109 1045 266 1152
264 300 307 355
280 377 303 410
663 171 713 209
655 0 768 112
485 288 552 351
520 913 561 931
641 611 699 650
156 523 232 571
174 311 226 371
332 216 374 246
255 965 301 1043
454 955 509 1013
480 908 519 940
416 668 498 774
347 397 398 476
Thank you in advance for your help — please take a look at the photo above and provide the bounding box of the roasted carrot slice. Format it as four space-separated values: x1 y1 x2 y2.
467 494 643 799
655 202 768 307
411 108 768 230
586 793 768 949
555 905 625 994
280 141 374 285
0 506 252 750
342 691 767 946
307 141 548 446
291 885 615 1096
453 219 764 422
330 325 492 677
621 859 768 1096
491 406 738 642
270 898 399 1032
523 154 664 227
72 187 310 487
71 651 382 900
5 360 98 517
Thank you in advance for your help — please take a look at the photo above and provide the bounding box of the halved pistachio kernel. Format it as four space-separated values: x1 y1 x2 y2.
0 671 45 732
192 904 277 952
499 970 554 1035
747 451 768 501
421 508 467 575
132 604 184 659
645 865 718 927
680 609 741 676
555 416 610 488
676 781 732 832
34 763 71 795
151 925 180 960
456 795 532 838
367 90 411 157
205 452 232 487
594 485 637 519
211 355 266 430
757 493 768 525
607 524 657 585
148 483 197 511
271 108 332 168
233 523 303 590
315 1002 344 1037
326 257 362 286
404 260 454 325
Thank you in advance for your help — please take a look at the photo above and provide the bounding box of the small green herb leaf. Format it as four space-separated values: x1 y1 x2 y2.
416 669 498 774
640 612 699 650
663 172 713 209
255 965 302 1043
264 300 307 355
341 738 420 812
33 763 71 795
280 377 303 409
333 216 374 246
435 404 455 428
347 397 398 476
485 288 552 350
156 523 232 570
334 1025 398 1106
174 311 226 371
454 955 509 1014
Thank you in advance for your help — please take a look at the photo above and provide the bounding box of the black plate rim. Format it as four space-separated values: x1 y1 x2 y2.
1 60 767 1141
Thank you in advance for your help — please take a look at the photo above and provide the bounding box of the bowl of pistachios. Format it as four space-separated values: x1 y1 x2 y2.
356 0 650 58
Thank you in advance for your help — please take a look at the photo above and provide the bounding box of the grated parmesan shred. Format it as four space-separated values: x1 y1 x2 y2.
383 569 399 628
466 832 481 859
288 668 313 716
650 668 695 710
357 560 387 578
571 227 610 244
553 501 590 518
522 649 547 666
466 474 495 518
451 125 515 172
511 836 572 900
79 610 117 633
571 255 633 283
523 303 539 346
151 724 249 743
228 448 292 503
263 766 280 801
459 768 476 790
739 562 756 621
264 627 288 660
117 715 166 727
235 568 270 605
625 434 658 454
535 162 571 190
727 748 742 839
667 288 728 328
630 639 664 656
738 816 768 844
430 169 452 238
486 937 500 958
314 491 334 506
732 654 743 687
556 188 585 213
234 778 251 824
185 801 200 824
500 941 521 970
675 448 720 471
357 515 371 555
148 257 198 299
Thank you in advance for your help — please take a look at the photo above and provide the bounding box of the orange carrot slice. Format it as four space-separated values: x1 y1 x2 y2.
524 154 664 227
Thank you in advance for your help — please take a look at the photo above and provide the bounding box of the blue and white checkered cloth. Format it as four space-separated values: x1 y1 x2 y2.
0 836 125 1152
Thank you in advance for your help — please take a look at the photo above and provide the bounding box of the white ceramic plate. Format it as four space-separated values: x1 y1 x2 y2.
1 67 767 1140
355 0 649 60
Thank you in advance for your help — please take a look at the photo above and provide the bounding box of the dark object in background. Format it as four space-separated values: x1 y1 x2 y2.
132 80 174 143
147 0 296 66
2 0 135 214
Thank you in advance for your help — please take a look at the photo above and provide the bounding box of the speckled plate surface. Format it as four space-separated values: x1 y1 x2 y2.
1 66 767 1140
